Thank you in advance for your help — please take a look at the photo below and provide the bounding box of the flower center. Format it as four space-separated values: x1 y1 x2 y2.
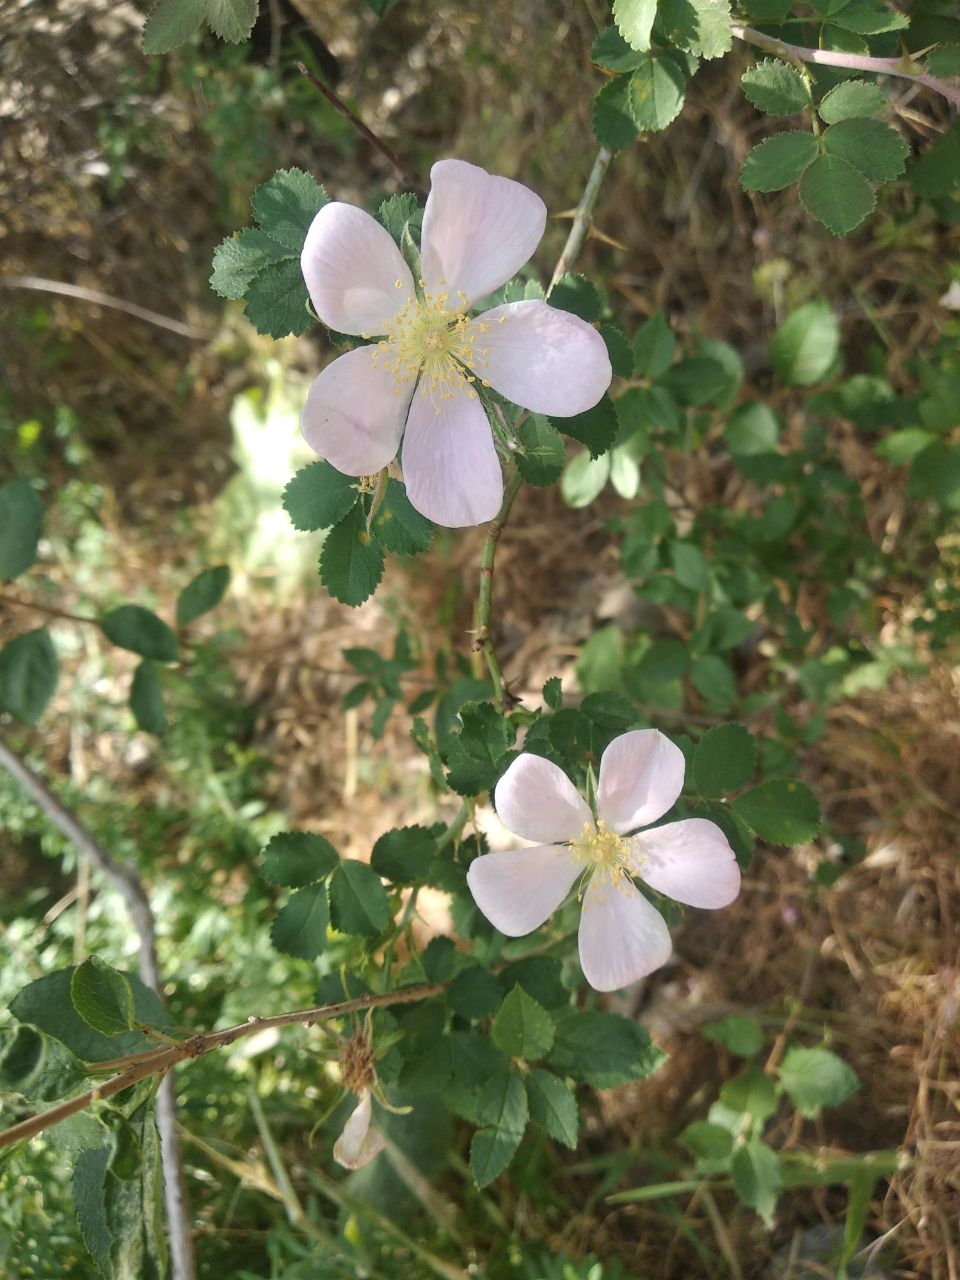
571 820 629 871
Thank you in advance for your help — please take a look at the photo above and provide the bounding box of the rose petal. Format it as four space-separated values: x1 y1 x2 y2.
578 870 672 992
333 1091 386 1170
494 753 591 844
628 819 741 909
596 730 686 833
301 345 413 476
400 385 503 527
301 203 414 336
467 301 612 416
420 159 546 306
466 845 581 936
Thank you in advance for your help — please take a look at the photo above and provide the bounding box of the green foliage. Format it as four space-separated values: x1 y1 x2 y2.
491 987 555 1060
817 79 886 123
100 606 178 662
262 832 339 886
769 301 840 386
692 724 758 795
740 131 819 192
445 701 514 795
70 958 136 1038
0 628 58 724
626 53 687 132
370 479 433 556
733 780 821 845
731 1141 783 1224
740 60 808 115
549 1011 666 1087
176 564 230 626
0 478 43 581
270 883 330 959
516 415 566 487
525 1068 579 1148
822 118 908 182
130 660 167 736
553 393 619 459
142 0 257 53
470 1072 528 1187
800 154 877 235
550 274 604 322
592 76 639 149
779 1045 860 1116
319 503 385 606
328 860 390 936
703 1014 765 1057
283 461 359 531
370 825 438 886
613 0 657 53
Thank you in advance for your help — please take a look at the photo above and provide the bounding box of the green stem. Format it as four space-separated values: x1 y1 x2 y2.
548 146 614 296
474 469 524 709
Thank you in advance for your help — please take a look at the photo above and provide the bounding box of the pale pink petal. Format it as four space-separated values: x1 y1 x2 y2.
596 730 686 834
628 819 741 909
578 870 672 991
494 753 591 844
333 1091 386 1170
467 301 612 416
420 159 546 305
466 845 581 937
301 346 413 476
301 203 414 336
400 386 503 527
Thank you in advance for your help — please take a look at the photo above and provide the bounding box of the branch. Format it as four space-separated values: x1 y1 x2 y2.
0 983 444 1151
730 25 960 110
548 147 614 296
0 276 208 340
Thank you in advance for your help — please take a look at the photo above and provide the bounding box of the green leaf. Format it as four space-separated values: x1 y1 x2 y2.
250 168 323 252
210 227 287 299
909 124 960 199
600 322 635 378
448 967 504 1020
659 356 729 406
731 1141 783 1223
554 393 619 459
740 131 818 192
74 1148 112 1275
525 1068 579 1148
817 78 886 123
799 153 876 235
613 0 657 51
70 958 135 1038
100 606 178 661
692 724 757 795
680 1120 735 1165
663 0 732 59
592 26 644 71
283 461 358 532
470 1072 528 1186
370 825 437 886
142 0 204 53
561 450 611 508
270 884 330 959
319 503 385 606
725 401 780 456
911 442 960 512
10 968 170 1063
927 44 960 78
329 860 390 936
733 779 821 845
550 1011 666 1087
130 660 166 736
823 118 908 181
543 677 563 710
875 428 937 464
720 1064 778 1121
741 59 808 115
446 701 513 796
828 0 907 34
671 540 711 591
516 414 565 487
0 628 58 725
779 1045 860 1116
769 301 840 386
549 274 604 322
692 654 736 708
592 76 639 150
262 832 339 887
176 564 230 626
634 311 675 378
371 478 433 556
492 987 555 1060
244 256 313 338
203 0 258 43
377 192 422 243
627 54 687 132
0 478 43 581
703 1014 765 1057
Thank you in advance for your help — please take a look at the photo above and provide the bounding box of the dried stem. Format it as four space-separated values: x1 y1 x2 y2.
0 276 207 339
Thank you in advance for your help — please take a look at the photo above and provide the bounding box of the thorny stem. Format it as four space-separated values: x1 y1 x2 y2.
0 983 445 1152
548 147 614 297
730 25 960 109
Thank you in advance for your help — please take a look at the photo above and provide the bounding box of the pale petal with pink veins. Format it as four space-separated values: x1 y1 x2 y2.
301 203 414 335
420 159 547 305
400 386 503 527
468 301 612 416
333 1091 386 1170
578 872 672 991
494 753 591 844
302 346 413 476
628 819 741 909
596 730 686 833
466 845 581 937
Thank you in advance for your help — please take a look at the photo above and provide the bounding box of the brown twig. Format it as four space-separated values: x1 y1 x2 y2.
0 590 99 628
0 276 208 340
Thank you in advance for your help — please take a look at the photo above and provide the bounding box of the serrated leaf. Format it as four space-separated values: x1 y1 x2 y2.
600 322 634 378
516 414 565 487
799 153 876 235
591 26 643 71
262 832 339 887
671 0 732 60
817 78 886 123
101 606 178 662
130 660 166 736
251 168 327 253
733 779 821 845
740 131 818 192
731 1141 783 1223
542 677 563 710
525 1068 578 1147
448 967 504 1020
370 825 437 886
270 884 329 959
741 59 808 115
203 0 258 43
927 44 960 78
176 564 230 626
550 1011 665 1087
828 0 907 34
209 227 289 299
319 503 385 606
692 724 758 795
329 860 390 937
371 478 433 556
70 958 135 1038
446 700 513 796
627 54 687 132
377 193 422 243
74 1148 112 1275
769 301 840 386
549 274 604 321
823 118 908 181
779 1045 860 1116
592 76 638 150
142 0 204 54
0 478 43 581
910 125 960 199
634 311 675 378
553 392 619 459
470 1072 528 1186
613 0 657 51
283 461 358 531
244 256 314 337
0 628 58 725
492 987 555 1060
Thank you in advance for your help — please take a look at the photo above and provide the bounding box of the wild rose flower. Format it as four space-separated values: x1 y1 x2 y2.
332 1089 386 1170
299 159 612 527
466 730 741 992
